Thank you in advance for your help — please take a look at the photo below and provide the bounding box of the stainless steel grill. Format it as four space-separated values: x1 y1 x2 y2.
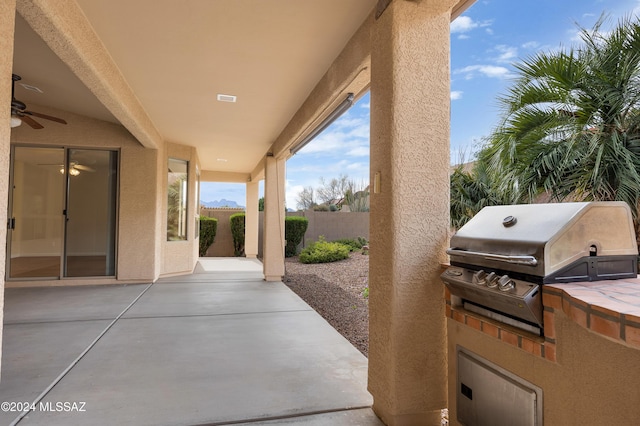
442 202 638 334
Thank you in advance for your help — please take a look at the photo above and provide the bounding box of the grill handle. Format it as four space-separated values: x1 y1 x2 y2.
446 248 538 266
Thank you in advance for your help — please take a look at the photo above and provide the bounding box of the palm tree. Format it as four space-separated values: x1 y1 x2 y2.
450 160 513 228
482 15 640 217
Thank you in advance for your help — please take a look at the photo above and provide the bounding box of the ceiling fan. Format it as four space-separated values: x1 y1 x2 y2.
38 160 96 176
11 73 67 129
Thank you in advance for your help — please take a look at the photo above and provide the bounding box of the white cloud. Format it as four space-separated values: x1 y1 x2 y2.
346 146 369 156
522 41 540 50
450 17 492 36
285 180 306 211
568 28 583 43
346 162 367 172
457 34 470 40
293 112 369 156
493 45 518 63
454 65 512 79
450 16 477 33
284 97 371 209
450 91 463 100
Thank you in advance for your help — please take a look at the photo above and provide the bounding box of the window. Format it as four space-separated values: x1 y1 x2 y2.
167 158 188 241
195 166 200 239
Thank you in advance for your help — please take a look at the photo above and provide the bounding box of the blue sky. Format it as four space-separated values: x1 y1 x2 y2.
201 0 640 209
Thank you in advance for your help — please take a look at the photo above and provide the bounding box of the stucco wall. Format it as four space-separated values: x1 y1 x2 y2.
292 211 369 248
200 209 369 258
447 310 640 425
9 104 159 283
368 1 454 423
200 208 243 257
0 0 17 375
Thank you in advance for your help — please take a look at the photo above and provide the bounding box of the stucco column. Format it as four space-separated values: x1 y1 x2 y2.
262 155 285 281
245 180 259 258
368 1 456 425
0 0 16 377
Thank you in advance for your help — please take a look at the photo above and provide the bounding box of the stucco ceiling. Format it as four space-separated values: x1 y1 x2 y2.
12 0 378 174
12 0 477 176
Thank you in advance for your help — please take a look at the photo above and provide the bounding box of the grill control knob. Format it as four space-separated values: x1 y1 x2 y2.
498 275 515 292
445 268 463 277
486 272 499 288
472 270 487 286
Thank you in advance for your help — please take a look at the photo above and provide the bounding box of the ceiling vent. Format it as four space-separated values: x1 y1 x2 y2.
217 94 237 103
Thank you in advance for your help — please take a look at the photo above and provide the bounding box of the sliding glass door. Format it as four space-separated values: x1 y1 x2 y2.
8 147 65 278
64 149 118 277
7 146 118 279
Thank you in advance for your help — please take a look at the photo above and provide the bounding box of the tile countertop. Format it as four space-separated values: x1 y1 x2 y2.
546 278 640 317
544 277 640 348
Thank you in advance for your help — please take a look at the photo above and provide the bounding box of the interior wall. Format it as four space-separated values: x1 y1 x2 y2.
10 104 159 282
10 158 64 257
66 162 110 255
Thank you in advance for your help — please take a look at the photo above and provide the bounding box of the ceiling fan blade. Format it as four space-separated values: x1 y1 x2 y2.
74 164 95 172
19 115 44 129
24 110 67 125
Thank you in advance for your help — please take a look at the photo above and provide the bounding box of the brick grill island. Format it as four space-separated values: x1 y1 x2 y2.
446 279 640 363
442 202 640 426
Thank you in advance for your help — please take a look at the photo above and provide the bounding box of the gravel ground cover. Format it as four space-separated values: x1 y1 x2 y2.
283 252 370 356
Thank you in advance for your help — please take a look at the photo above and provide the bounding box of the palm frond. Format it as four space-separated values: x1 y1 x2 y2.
481 14 640 219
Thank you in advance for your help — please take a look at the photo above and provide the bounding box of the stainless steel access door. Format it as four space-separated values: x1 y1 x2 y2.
457 347 543 426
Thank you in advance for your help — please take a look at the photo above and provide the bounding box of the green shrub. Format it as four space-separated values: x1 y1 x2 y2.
199 216 218 257
285 216 309 257
313 204 329 212
332 237 368 252
230 213 245 256
299 236 349 264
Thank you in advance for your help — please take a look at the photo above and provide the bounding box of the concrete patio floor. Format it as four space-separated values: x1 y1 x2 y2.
0 258 383 426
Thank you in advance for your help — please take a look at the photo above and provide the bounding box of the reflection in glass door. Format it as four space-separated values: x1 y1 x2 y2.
65 149 118 277
7 146 118 279
8 147 65 278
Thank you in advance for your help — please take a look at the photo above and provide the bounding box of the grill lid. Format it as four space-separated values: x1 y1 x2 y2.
448 201 638 278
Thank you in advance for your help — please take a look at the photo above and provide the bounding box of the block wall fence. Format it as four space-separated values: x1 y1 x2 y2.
200 208 370 257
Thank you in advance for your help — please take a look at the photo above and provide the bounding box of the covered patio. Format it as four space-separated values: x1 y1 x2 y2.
0 258 382 425
1 0 477 424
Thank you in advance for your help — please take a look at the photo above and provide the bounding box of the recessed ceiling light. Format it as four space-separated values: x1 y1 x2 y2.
20 83 43 93
217 94 236 103
217 158 228 162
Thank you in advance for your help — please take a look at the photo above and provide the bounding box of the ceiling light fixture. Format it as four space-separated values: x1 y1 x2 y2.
60 167 80 176
10 116 22 128
217 94 237 103
290 93 355 155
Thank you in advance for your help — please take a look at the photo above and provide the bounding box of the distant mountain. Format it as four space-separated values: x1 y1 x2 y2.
201 199 244 208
